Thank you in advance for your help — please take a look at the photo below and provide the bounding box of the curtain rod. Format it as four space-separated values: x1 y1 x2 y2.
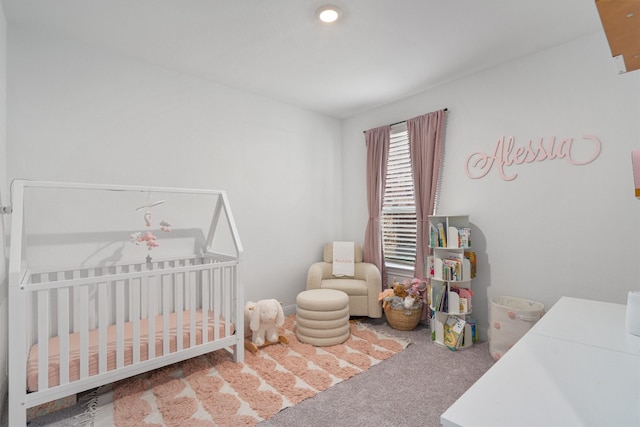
363 108 448 134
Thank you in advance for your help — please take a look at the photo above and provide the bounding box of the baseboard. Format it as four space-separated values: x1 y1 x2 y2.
283 303 297 317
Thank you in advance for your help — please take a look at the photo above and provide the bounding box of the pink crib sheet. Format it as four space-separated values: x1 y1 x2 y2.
27 310 234 392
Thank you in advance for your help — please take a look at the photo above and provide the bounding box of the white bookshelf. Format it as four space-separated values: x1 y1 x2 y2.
428 215 475 349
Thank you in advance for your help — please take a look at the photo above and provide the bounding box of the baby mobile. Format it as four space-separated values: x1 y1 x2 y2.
129 199 171 263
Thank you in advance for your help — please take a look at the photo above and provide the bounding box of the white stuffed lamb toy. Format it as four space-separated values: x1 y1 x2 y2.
248 299 285 347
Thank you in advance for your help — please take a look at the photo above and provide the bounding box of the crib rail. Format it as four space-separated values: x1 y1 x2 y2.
27 256 237 389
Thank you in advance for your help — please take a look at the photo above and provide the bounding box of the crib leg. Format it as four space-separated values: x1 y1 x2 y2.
9 404 27 426
234 341 245 363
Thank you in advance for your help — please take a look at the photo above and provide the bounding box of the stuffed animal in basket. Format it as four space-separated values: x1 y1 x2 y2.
247 299 285 347
393 282 407 298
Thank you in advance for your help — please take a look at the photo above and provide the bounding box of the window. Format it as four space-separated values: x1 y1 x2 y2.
381 123 417 269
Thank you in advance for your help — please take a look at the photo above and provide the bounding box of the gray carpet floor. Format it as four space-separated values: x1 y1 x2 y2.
7 317 495 427
260 317 495 427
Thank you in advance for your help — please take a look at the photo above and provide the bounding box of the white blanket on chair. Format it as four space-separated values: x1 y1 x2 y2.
332 241 355 277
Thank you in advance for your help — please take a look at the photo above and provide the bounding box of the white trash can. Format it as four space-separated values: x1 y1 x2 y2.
489 296 544 361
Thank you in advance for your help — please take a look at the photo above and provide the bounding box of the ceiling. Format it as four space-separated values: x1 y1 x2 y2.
0 0 604 119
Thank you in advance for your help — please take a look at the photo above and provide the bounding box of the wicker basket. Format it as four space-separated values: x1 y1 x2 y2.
386 304 422 331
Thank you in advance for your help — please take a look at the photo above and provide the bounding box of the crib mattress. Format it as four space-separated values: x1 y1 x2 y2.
27 310 234 392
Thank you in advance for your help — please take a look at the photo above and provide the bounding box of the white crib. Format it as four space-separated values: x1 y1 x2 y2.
7 180 244 426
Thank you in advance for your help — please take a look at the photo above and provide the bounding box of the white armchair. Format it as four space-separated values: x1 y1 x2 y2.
306 243 382 318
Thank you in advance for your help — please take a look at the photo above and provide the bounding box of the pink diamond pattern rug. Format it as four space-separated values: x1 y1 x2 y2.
95 315 410 426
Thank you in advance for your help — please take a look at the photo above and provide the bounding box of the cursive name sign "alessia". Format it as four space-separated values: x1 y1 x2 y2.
464 135 602 181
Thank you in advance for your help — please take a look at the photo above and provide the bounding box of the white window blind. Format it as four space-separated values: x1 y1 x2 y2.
381 123 417 267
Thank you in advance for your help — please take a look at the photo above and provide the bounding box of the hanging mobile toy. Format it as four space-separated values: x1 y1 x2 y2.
136 200 166 211
130 231 159 249
144 211 152 227
130 200 167 254
139 231 159 249
130 232 141 243
136 200 164 226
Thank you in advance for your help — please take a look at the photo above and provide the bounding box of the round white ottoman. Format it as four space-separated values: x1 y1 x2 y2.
296 289 350 346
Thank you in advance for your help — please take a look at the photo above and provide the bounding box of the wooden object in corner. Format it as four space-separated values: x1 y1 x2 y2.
596 0 640 73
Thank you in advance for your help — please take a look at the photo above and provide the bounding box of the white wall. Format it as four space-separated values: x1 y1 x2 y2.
6 27 343 310
0 1 7 416
5 21 640 360
343 33 640 339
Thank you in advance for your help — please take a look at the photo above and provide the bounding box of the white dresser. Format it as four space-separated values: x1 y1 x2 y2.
441 296 640 427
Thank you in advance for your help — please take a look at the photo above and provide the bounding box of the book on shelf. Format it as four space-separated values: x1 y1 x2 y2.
442 259 462 281
431 283 447 312
443 315 466 350
439 252 464 281
464 251 477 278
430 283 441 309
437 222 447 247
460 297 468 313
458 227 471 248
427 255 434 278
432 225 471 249
430 225 438 248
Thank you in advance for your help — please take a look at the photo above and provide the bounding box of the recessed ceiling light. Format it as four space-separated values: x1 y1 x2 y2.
316 5 342 24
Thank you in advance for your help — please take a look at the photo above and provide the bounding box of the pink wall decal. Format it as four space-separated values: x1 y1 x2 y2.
465 135 601 181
